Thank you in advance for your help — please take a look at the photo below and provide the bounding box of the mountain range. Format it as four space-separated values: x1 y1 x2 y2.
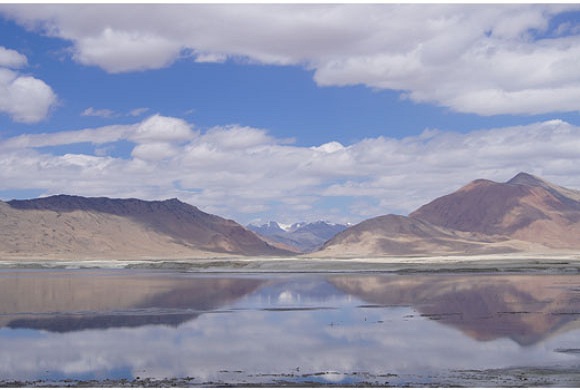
0 172 579 260
246 221 349 253
315 172 580 257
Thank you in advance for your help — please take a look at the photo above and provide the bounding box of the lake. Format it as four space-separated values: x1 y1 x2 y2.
2 268 580 386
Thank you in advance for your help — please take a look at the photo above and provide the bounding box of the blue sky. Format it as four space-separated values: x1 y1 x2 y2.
1 4 580 225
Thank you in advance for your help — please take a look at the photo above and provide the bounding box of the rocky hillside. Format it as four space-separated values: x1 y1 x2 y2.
315 173 580 257
315 214 516 257
0 195 294 260
411 172 580 249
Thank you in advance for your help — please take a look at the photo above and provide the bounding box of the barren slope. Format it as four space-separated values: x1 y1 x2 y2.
1 195 293 259
314 214 521 257
411 173 580 249
315 173 580 257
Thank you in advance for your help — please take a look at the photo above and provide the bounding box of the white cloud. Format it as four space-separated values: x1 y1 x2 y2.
1 116 580 224
2 4 580 115
0 114 194 149
80 107 151 118
81 107 117 118
201 125 278 150
311 141 345 154
73 27 182 73
0 67 57 123
130 114 196 143
0 123 134 149
0 46 27 68
131 142 180 162
0 46 56 123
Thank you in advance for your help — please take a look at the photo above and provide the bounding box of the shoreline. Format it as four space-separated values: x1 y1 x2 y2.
1 253 580 273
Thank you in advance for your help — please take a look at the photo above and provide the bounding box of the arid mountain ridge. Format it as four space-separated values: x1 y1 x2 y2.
315 172 580 257
0 172 579 260
0 195 293 259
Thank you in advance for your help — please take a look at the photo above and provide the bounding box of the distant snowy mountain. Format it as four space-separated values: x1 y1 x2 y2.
248 221 287 236
246 221 349 253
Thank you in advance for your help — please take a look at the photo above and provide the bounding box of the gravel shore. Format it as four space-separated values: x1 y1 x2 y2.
1 253 580 274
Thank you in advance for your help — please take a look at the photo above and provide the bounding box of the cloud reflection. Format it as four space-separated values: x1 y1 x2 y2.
0 270 265 331
329 274 580 345
2 272 580 385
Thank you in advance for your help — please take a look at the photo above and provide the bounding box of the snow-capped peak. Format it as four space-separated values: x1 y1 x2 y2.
277 223 294 232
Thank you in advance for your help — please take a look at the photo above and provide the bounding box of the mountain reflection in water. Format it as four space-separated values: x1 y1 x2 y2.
2 270 580 386
330 274 580 346
0 270 265 332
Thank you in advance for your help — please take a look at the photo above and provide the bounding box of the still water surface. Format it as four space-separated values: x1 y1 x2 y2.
2 269 580 386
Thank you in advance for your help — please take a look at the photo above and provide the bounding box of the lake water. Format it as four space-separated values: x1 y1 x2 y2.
2 269 580 386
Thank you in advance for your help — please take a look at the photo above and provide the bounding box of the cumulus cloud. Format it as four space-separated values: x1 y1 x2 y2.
2 4 580 115
1 115 580 223
0 64 57 123
73 27 182 73
131 142 180 162
130 114 196 143
0 45 56 123
0 46 27 68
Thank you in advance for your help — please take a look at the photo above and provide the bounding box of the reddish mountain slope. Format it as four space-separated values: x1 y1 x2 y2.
411 173 580 249
317 214 516 257
315 173 580 256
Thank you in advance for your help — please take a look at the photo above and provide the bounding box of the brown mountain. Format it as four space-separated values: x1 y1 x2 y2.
314 214 516 257
411 172 580 250
0 195 294 260
315 173 580 256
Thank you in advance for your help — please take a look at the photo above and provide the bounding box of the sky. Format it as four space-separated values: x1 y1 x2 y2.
1 4 580 225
